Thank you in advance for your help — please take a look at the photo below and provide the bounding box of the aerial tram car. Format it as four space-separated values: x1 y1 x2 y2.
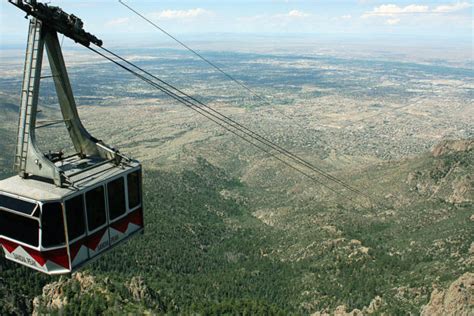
0 0 144 274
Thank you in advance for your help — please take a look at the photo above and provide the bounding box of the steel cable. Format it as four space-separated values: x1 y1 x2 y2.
86 46 383 207
99 46 377 204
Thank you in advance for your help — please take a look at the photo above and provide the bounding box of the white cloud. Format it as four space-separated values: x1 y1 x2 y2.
362 4 428 18
433 2 472 13
386 18 401 25
287 10 310 18
105 17 130 27
341 14 352 20
363 2 472 18
149 8 212 20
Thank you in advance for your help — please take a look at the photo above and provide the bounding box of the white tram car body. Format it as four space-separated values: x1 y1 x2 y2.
0 158 143 275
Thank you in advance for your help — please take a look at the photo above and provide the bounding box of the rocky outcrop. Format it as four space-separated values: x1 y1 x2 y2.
32 272 167 315
32 272 99 315
448 175 472 204
420 272 474 316
406 139 473 204
126 276 166 312
311 296 384 316
432 139 473 157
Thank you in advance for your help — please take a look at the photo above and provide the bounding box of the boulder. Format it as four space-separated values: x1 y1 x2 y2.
421 272 474 316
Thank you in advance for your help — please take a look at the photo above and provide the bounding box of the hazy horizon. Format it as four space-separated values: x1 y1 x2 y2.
1 0 472 55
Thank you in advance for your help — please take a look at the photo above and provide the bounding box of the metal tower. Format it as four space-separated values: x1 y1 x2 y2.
10 0 121 187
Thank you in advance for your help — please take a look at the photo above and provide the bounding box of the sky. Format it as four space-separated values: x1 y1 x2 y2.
0 0 472 48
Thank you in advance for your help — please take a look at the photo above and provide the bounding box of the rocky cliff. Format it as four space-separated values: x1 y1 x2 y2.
421 272 473 316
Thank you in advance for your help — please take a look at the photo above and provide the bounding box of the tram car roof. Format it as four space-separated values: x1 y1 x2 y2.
0 156 141 202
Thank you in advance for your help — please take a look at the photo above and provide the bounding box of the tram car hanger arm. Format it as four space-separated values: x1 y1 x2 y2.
8 0 102 47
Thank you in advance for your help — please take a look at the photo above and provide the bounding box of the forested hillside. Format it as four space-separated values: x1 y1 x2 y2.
1 137 472 314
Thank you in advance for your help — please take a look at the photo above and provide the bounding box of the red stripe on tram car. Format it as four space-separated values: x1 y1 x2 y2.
86 227 108 251
130 208 144 227
1 209 146 269
0 237 70 269
24 248 47 266
110 208 144 234
111 215 130 233
42 248 70 269
69 239 85 261
0 238 19 253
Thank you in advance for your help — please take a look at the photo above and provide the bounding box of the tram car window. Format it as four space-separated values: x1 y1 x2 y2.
0 194 37 215
65 195 86 241
127 171 141 209
0 208 39 247
41 202 66 247
85 186 106 231
108 178 126 220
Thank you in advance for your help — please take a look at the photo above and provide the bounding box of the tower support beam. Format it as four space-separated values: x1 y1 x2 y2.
14 18 118 187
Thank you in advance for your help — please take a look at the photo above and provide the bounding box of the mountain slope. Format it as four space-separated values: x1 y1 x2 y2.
1 139 470 315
